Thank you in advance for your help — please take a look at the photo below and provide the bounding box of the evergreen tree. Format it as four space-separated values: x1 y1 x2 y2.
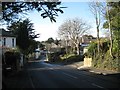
8 19 39 55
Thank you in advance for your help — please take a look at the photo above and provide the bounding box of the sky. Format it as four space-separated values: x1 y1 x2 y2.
27 2 106 42
2 2 107 41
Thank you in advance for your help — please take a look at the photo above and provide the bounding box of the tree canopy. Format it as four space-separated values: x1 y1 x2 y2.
89 1 104 54
46 37 54 44
58 18 91 55
7 19 39 55
58 18 91 44
1 1 65 23
103 2 120 56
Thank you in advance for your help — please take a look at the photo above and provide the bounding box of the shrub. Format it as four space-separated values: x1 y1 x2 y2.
60 48 66 55
86 40 109 58
60 54 84 64
84 38 119 71
100 40 109 53
91 50 120 71
85 42 97 58
48 52 61 62
92 53 102 68
66 55 84 62
102 50 120 71
4 51 21 70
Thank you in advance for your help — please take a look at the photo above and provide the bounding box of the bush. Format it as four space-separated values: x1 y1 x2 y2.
83 38 119 71
4 51 21 70
60 48 66 55
91 50 120 71
47 52 84 64
86 40 109 58
48 52 61 62
100 40 109 53
60 54 84 64
60 54 75 60
92 52 102 68
85 42 97 58
66 55 83 62
103 51 120 71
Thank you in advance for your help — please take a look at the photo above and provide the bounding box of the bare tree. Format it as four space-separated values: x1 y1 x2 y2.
89 1 103 54
58 18 91 55
89 1 113 57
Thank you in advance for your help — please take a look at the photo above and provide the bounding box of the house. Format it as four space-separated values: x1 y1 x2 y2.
81 35 97 44
35 48 41 59
1 29 25 71
0 28 16 53
80 35 97 55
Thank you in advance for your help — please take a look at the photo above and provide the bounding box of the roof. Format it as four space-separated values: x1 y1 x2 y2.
0 28 16 37
80 43 89 47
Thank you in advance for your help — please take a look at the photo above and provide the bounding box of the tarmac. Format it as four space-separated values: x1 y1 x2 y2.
3 60 120 89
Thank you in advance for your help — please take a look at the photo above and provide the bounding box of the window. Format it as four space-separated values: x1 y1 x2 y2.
12 38 14 47
3 38 6 46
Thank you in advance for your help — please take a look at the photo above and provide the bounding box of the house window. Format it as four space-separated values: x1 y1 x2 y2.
3 38 6 46
12 38 14 47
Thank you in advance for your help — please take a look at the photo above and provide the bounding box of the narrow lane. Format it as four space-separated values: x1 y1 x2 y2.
27 65 97 88
54 67 119 88
4 58 120 89
26 59 119 89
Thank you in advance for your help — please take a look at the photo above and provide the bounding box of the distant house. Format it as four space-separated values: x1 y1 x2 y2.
80 35 97 55
0 29 16 53
81 35 97 44
35 48 41 59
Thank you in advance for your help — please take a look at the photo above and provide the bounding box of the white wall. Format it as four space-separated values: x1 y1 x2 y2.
2 37 16 48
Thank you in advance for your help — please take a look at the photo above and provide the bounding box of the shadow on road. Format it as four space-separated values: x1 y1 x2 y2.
104 73 120 79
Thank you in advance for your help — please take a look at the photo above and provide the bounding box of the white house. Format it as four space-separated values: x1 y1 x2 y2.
0 29 16 53
35 48 41 59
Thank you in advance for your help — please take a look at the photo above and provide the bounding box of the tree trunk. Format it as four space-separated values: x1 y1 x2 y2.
96 14 100 54
66 40 68 54
76 43 80 55
97 26 100 54
106 2 113 57
109 21 113 57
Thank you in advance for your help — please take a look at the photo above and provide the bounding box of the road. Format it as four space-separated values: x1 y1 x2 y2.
3 57 120 89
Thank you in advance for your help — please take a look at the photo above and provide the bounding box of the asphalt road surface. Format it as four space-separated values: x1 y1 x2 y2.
3 57 120 89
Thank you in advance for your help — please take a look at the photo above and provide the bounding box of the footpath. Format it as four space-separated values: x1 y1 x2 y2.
67 61 120 77
66 61 120 85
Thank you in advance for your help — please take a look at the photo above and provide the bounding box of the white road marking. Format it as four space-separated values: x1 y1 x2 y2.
92 83 104 88
62 72 78 79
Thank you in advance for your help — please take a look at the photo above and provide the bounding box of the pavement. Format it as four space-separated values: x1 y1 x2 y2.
66 61 120 76
46 60 120 77
39 55 120 76
65 61 120 84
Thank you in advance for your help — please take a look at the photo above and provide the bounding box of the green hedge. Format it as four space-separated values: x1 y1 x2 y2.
47 52 61 62
63 55 84 64
92 51 120 71
86 40 120 71
85 40 109 58
4 51 21 70
47 52 84 64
